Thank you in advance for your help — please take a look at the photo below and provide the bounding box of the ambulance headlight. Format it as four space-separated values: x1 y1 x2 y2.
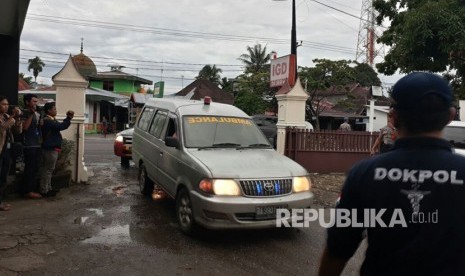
293 176 312 193
199 179 241 196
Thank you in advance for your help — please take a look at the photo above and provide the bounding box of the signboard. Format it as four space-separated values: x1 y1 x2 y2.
154 81 165 98
270 54 296 88
371 86 383 97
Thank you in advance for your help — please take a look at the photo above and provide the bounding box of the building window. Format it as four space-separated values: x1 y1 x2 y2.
103 80 114 91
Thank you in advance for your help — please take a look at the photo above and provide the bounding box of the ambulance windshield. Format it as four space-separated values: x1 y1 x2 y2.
182 116 271 149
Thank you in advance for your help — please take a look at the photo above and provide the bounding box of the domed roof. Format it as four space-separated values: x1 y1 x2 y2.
71 39 97 78
72 52 97 78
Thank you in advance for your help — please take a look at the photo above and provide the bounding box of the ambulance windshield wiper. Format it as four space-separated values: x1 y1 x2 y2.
198 143 241 150
237 143 272 150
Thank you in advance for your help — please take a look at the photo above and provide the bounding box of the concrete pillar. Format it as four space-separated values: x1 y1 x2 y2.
275 78 310 154
52 56 89 183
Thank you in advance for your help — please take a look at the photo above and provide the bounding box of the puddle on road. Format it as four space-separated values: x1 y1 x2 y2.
81 222 183 252
117 205 131 213
86 208 104 216
74 217 89 224
80 204 183 252
83 225 131 245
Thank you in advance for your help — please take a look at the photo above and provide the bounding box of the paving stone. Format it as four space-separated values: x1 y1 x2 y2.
0 268 18 276
0 255 45 272
27 244 57 256
25 235 48 244
0 237 18 250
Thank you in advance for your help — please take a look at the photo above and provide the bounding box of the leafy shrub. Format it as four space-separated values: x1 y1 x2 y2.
54 138 74 174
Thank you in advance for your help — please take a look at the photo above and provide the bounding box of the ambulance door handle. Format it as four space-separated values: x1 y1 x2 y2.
159 151 163 157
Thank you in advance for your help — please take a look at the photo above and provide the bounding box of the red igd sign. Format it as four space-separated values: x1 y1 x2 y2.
270 54 296 88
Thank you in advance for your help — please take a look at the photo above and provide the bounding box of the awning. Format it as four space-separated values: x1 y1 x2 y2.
19 88 130 107
86 88 129 102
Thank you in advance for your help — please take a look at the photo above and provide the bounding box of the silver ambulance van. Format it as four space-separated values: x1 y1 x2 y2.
132 97 313 234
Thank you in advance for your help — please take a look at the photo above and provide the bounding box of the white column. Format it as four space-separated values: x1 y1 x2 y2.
275 78 310 154
368 99 375 132
52 56 89 183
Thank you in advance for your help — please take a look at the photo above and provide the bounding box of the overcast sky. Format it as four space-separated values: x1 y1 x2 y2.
19 0 400 94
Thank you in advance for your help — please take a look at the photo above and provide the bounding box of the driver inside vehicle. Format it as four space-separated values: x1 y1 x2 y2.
166 119 177 139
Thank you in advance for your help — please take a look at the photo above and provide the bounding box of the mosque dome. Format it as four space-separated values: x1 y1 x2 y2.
72 53 97 78
71 39 97 78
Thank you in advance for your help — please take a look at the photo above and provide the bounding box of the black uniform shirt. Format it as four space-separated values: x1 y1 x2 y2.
21 110 41 147
327 137 465 276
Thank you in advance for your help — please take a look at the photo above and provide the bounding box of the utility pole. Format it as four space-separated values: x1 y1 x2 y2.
291 0 297 77
274 0 298 79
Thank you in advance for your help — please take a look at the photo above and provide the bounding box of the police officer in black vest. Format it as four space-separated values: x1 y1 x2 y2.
319 72 465 275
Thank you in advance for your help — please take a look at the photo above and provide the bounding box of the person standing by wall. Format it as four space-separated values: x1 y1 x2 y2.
370 114 398 155
101 116 108 138
21 94 42 199
38 102 74 197
338 117 351 131
318 72 465 275
0 96 22 210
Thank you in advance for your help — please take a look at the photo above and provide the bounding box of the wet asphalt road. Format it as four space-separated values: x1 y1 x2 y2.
0 135 364 275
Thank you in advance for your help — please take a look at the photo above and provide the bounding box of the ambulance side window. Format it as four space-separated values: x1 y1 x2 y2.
137 107 155 131
148 110 168 139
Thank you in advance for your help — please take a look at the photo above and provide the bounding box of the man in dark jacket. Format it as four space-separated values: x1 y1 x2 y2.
38 102 74 197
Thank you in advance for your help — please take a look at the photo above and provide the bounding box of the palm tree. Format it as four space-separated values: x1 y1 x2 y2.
196 65 222 85
238 44 271 74
27 56 45 82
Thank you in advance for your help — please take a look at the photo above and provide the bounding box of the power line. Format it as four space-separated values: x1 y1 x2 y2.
26 13 356 54
19 61 196 82
21 48 244 67
308 0 386 29
19 56 244 72
324 0 361 13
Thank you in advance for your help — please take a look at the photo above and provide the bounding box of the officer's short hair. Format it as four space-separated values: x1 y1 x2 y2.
43 102 56 114
391 72 452 134
23 93 38 105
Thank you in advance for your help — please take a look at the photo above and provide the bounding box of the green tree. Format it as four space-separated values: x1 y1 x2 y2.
299 59 380 129
234 91 267 115
238 44 271 74
373 0 465 98
19 73 33 85
353 62 381 87
27 56 45 82
233 72 272 115
220 77 234 93
196 64 222 85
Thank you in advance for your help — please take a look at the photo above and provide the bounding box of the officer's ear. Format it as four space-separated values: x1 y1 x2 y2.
447 107 456 124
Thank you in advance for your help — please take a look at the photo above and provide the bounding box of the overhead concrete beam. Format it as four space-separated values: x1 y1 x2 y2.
0 0 30 106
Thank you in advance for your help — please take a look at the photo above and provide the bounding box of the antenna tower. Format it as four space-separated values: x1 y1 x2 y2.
355 0 384 67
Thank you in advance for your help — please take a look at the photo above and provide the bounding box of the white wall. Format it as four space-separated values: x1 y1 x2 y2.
460 100 465 121
366 106 389 132
85 100 92 123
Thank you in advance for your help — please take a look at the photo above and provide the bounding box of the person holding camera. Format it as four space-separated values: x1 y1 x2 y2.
21 93 42 199
38 102 74 197
0 96 22 211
